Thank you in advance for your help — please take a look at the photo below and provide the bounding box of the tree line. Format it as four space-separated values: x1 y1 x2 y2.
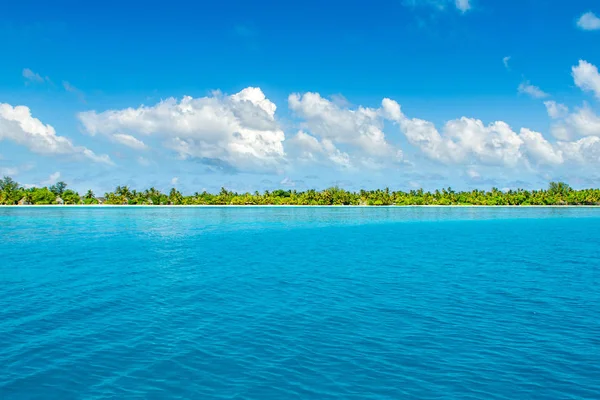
1 176 598 206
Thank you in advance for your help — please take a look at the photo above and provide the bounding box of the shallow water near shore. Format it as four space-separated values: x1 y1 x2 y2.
1 207 599 399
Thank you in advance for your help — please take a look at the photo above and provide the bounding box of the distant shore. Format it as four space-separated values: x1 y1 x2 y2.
3 177 599 206
2 205 600 208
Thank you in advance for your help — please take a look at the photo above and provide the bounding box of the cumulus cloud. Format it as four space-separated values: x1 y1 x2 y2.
519 128 564 165
550 104 600 140
566 106 600 136
171 177 179 185
447 119 526 166
548 61 600 141
572 60 600 99
544 101 569 119
518 80 549 99
396 116 462 164
288 92 402 167
398 107 600 167
383 98 567 167
576 12 600 31
503 56 511 70
0 103 112 164
286 131 351 168
78 87 285 172
558 136 600 164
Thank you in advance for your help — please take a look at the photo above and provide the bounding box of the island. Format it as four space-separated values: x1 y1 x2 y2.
1 176 598 206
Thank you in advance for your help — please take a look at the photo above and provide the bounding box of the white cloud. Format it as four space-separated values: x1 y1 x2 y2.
519 128 564 165
42 172 61 185
444 119 524 166
550 125 571 141
113 133 147 150
551 104 600 140
22 68 45 83
576 12 600 31
566 106 600 136
64 61 600 179
171 177 179 185
397 116 463 164
0 103 112 164
288 92 402 166
548 61 600 141
384 98 567 167
455 0 470 13
230 87 276 116
572 60 600 99
518 80 549 99
544 101 569 119
381 98 404 121
503 56 511 70
559 136 600 164
78 87 285 172
287 131 352 168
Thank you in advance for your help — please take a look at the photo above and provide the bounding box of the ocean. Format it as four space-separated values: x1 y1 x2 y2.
1 207 599 399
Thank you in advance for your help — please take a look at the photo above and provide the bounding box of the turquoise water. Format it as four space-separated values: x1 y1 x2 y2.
1 207 599 399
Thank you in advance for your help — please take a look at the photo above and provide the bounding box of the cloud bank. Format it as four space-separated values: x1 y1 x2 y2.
7 59 600 188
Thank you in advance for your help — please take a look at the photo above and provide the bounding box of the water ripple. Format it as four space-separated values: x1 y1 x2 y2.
1 207 600 399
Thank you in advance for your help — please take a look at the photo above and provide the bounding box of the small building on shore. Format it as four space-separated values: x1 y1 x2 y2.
55 196 64 205
18 197 31 205
97 197 106 205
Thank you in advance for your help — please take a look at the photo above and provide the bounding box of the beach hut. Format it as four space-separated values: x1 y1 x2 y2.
18 197 31 205
55 196 64 205
97 197 106 205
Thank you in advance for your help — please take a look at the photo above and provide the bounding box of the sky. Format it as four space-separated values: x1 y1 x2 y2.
1 0 600 194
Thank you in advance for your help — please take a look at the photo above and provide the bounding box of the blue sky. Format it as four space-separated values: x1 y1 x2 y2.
1 0 600 194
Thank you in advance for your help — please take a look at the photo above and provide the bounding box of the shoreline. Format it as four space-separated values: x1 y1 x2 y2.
2 205 600 208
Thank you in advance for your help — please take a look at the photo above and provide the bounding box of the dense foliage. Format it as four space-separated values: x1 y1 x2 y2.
1 176 599 206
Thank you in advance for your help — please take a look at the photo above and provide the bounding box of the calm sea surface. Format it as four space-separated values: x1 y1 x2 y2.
1 207 599 399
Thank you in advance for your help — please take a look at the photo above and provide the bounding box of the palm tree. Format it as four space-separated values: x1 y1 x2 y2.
548 181 572 197
0 176 22 205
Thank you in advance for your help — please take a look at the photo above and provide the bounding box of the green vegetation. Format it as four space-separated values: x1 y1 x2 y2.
2 175 600 206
